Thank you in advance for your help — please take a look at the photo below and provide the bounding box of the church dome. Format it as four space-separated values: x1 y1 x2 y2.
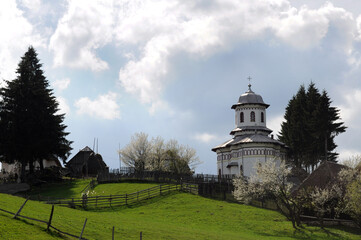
232 84 269 109
238 89 265 105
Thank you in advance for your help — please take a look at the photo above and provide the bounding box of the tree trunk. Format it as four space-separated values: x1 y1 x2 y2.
20 163 26 183
29 159 34 174
39 159 44 171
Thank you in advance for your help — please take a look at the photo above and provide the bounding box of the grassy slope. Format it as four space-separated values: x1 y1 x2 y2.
0 182 360 240
0 214 66 240
27 179 92 199
88 182 160 196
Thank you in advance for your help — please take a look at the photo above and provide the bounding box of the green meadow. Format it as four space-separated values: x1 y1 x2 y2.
0 181 360 239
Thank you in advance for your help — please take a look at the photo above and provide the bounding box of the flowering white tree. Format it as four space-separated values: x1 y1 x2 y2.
120 132 151 172
309 185 342 227
147 136 167 171
165 139 200 175
120 133 200 174
308 155 361 227
337 156 361 227
233 161 303 228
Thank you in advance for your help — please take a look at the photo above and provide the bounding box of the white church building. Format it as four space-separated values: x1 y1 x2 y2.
212 83 287 178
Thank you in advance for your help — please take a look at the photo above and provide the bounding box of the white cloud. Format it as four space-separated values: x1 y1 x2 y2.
49 0 113 71
74 92 120 120
56 96 70 116
115 0 361 112
267 114 284 137
338 149 361 162
53 78 70 91
0 1 44 83
20 0 41 12
339 89 361 129
47 0 361 112
192 132 221 143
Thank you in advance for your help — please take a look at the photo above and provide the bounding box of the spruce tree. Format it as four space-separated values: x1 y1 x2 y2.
279 85 308 168
279 83 346 171
0 46 72 181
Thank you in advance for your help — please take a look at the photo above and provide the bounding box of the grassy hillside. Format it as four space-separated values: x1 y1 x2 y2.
0 182 360 239
88 182 160 196
27 179 92 199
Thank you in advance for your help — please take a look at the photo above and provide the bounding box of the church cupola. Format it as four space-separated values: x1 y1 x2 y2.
230 83 272 136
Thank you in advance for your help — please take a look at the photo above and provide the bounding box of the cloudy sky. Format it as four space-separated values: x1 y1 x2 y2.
1 0 361 173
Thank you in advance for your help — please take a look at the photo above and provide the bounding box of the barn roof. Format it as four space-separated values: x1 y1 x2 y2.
295 161 347 191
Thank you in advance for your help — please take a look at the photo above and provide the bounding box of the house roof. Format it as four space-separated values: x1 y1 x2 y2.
295 161 347 191
80 146 93 152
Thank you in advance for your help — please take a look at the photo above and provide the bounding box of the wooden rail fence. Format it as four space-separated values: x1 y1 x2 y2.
0 199 88 239
45 183 198 209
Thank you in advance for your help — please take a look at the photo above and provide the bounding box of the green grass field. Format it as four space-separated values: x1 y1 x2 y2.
87 182 160 196
27 179 92 199
0 182 360 239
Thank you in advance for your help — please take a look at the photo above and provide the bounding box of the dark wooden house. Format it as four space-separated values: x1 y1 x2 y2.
66 146 108 177
295 161 347 192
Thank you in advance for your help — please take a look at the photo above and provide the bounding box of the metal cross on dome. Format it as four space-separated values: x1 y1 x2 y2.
247 76 252 91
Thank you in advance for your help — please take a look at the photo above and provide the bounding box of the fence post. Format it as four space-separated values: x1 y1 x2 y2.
140 231 142 240
13 197 29 219
96 196 98 208
110 194 112 208
137 191 139 202
79 218 87 239
160 185 162 195
47 205 55 230
125 193 127 205
112 226 115 240
82 194 87 209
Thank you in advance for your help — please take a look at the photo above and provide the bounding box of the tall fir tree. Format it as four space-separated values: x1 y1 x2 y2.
0 46 72 181
279 85 308 168
278 83 346 171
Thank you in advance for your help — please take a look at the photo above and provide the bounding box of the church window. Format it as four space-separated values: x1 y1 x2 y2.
240 112 244 122
261 112 264 122
250 111 255 122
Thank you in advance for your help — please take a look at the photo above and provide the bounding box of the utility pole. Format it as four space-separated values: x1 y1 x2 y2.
118 143 122 170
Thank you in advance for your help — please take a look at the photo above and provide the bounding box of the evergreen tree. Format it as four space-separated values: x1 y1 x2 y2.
0 46 72 181
279 83 346 171
279 85 308 168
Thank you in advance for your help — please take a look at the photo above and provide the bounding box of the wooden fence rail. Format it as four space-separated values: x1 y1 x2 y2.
44 183 198 209
0 203 88 239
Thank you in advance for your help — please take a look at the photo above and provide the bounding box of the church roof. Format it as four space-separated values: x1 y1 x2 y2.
231 84 269 109
212 134 285 152
230 126 272 135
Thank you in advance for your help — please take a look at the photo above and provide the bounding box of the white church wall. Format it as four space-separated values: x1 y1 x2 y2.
217 148 284 178
235 106 266 128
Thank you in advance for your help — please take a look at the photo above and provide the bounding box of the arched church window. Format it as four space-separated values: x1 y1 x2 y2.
250 111 255 122
240 112 244 122
261 112 264 122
